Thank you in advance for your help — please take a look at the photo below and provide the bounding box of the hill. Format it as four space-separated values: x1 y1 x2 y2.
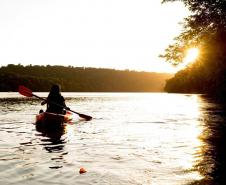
0 64 173 92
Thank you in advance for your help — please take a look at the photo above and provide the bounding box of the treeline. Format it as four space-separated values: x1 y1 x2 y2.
161 0 226 98
0 64 172 92
164 30 226 97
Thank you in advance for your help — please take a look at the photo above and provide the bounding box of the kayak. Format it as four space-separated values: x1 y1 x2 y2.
35 111 73 132
36 111 73 124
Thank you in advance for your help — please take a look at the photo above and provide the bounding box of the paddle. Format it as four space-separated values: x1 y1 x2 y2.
18 85 92 121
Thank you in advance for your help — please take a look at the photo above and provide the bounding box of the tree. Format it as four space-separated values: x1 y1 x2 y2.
161 0 226 96
160 0 226 65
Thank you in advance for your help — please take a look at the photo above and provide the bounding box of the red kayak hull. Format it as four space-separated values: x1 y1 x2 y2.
35 111 73 133
36 111 73 124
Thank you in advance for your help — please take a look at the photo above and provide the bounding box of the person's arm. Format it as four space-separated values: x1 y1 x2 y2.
62 97 66 107
61 96 68 110
41 93 50 105
41 100 47 105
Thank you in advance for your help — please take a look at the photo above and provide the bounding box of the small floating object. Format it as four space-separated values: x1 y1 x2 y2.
79 167 87 174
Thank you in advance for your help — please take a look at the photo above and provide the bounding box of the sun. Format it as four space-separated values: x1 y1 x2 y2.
184 48 199 64
175 47 200 71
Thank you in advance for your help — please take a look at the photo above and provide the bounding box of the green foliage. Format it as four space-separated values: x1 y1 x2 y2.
161 0 226 96
0 64 172 92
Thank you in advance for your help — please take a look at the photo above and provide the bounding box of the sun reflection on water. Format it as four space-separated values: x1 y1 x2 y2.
180 95 205 181
108 94 206 183
140 94 205 182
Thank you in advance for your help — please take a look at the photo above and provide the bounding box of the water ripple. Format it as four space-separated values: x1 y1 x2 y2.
0 93 222 185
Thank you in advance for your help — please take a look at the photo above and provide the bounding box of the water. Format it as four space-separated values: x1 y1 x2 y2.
0 92 225 185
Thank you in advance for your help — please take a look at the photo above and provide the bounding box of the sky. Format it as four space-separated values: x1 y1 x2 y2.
0 0 189 73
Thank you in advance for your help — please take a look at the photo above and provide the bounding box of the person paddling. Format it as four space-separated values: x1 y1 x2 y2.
41 84 66 114
19 85 92 120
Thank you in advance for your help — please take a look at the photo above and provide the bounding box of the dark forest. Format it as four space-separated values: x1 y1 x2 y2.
0 64 172 92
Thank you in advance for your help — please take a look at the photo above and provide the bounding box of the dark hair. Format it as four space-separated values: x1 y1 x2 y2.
49 84 61 96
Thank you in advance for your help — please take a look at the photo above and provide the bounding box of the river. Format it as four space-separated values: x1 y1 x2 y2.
0 92 225 185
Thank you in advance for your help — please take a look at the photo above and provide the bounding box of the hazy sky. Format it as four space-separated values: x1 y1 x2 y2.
0 0 189 73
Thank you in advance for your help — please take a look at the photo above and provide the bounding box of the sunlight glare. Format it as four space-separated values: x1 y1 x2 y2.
176 48 199 71
184 48 199 64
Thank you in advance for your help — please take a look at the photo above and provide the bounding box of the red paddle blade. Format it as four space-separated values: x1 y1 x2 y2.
18 85 33 97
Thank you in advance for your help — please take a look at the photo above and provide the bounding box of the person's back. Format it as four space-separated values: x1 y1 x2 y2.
42 85 66 114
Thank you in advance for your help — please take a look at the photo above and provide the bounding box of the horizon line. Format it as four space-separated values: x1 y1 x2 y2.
1 63 176 74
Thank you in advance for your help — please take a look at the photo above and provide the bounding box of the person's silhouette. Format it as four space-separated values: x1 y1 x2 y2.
41 84 66 114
